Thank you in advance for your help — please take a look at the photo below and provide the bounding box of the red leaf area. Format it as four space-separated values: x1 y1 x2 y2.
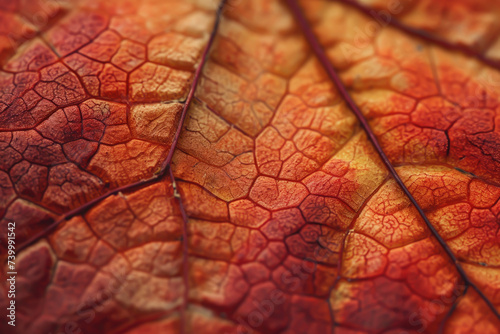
1 0 500 333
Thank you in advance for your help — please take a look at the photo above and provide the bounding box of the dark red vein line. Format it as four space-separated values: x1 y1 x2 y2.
17 0 227 254
16 176 158 252
166 2 228 330
335 0 500 71
167 5 227 332
438 285 468 334
286 0 500 320
169 168 191 334
160 0 226 173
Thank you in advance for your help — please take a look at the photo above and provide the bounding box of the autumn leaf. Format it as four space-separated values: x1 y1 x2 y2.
1 0 500 333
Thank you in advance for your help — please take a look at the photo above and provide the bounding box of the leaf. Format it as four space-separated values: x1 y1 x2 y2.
1 0 500 333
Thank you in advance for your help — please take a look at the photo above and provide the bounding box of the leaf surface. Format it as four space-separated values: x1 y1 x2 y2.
1 0 500 333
